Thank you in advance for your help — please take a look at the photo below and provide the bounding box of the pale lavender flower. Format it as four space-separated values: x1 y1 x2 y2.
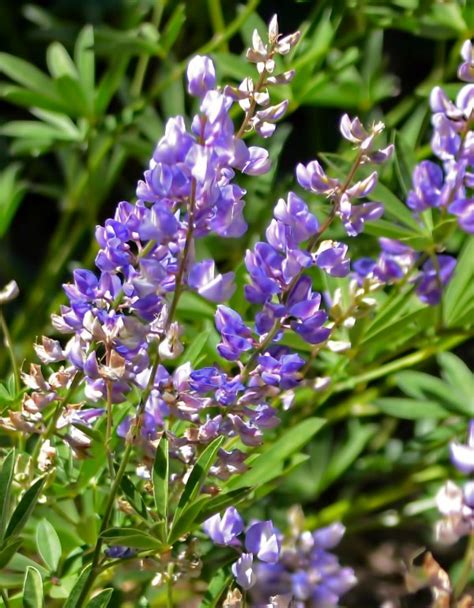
203 507 244 546
450 420 474 474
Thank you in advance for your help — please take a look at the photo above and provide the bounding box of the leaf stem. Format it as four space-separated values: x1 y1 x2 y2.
74 351 161 607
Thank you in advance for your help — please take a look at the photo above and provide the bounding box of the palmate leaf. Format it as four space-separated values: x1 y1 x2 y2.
438 352 474 407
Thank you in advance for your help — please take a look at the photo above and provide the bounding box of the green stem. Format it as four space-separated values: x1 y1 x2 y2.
131 0 166 97
0 309 20 394
166 562 174 608
74 352 161 607
454 532 474 599
333 333 465 392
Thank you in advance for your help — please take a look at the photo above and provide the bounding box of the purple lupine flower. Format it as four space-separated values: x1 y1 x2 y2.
250 520 356 606
215 305 254 360
203 507 244 546
296 160 339 195
105 545 136 558
450 420 474 474
257 352 305 389
245 521 280 563
232 553 256 589
188 260 235 302
313 240 350 277
416 255 456 305
187 55 217 97
407 161 444 212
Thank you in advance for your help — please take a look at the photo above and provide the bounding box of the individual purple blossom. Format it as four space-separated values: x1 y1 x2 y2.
296 160 339 195
458 40 474 82
436 480 474 543
203 507 244 546
105 545 136 559
407 161 444 212
416 255 456 305
245 521 280 564
450 420 474 474
232 553 256 590
257 352 305 389
186 55 216 97
188 260 235 302
215 305 254 360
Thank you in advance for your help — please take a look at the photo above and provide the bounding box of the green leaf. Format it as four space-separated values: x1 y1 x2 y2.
95 56 129 115
47 42 78 79
197 488 251 524
86 589 113 608
394 370 471 415
0 449 15 542
393 131 417 196
160 4 186 53
63 565 92 608
5 477 46 539
0 121 81 142
168 495 209 544
178 329 211 367
23 566 43 608
152 434 169 540
74 26 95 98
0 53 54 93
374 397 449 419
100 527 163 550
438 352 474 409
228 418 326 490
121 475 149 522
174 436 224 515
443 237 474 326
35 519 62 572
200 569 232 607
0 538 22 569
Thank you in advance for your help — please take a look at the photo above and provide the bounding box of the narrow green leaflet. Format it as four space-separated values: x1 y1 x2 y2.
197 488 251 524
175 436 224 514
22 566 44 608
0 53 54 93
152 434 169 540
0 538 22 569
200 570 232 608
168 495 209 545
121 475 149 521
74 26 95 101
0 164 26 238
36 519 62 573
438 352 474 408
374 397 450 419
228 418 326 490
0 449 15 541
86 589 113 608
5 477 46 540
443 237 474 327
63 565 92 608
100 527 163 550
